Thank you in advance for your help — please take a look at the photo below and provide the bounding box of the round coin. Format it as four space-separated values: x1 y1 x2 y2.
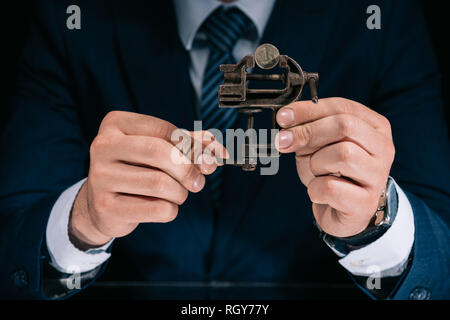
255 44 280 70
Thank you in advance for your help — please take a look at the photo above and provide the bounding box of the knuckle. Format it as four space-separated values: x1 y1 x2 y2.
337 98 353 114
90 135 112 154
387 141 396 162
322 178 337 195
338 142 355 163
89 163 108 180
379 137 395 166
390 145 396 162
99 111 122 132
103 110 123 124
332 97 348 114
380 115 392 132
337 115 355 137
155 122 173 141
294 125 313 147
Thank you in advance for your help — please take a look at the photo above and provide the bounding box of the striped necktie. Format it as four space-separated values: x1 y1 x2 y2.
199 7 253 207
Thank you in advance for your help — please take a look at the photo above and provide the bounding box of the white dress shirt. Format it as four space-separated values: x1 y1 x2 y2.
46 0 414 278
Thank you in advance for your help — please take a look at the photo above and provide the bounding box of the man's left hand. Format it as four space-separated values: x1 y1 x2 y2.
276 98 395 237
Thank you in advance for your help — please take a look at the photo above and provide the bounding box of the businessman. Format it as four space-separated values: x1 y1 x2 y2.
0 0 449 300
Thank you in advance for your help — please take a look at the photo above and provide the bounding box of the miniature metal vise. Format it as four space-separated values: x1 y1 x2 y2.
218 44 319 171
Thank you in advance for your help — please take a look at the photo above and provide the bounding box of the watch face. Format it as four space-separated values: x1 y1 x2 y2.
383 177 398 226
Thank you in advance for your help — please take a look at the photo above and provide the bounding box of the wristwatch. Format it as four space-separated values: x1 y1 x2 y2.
317 177 398 257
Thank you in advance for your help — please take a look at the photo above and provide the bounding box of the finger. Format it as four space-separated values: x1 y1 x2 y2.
160 129 225 175
171 130 229 167
172 130 227 174
99 111 177 141
295 154 315 187
277 97 391 136
309 141 381 188
277 113 390 156
307 175 376 217
187 130 230 161
111 194 179 223
103 163 189 205
96 135 205 193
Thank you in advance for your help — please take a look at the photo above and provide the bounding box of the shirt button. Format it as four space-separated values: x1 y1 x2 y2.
12 269 29 288
409 287 431 300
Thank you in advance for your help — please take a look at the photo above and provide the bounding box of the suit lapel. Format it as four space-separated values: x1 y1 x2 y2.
212 0 339 266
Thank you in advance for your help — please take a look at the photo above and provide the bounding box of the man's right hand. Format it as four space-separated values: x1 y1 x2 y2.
69 111 224 250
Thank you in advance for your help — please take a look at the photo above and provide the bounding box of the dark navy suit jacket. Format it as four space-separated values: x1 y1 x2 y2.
0 0 449 299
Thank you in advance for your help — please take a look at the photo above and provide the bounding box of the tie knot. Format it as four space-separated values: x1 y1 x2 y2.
201 7 253 53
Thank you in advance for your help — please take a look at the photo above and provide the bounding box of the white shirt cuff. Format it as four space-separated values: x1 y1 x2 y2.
338 179 415 277
46 178 113 274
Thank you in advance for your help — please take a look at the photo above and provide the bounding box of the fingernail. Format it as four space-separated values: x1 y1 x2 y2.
277 108 295 127
193 174 205 192
278 131 293 149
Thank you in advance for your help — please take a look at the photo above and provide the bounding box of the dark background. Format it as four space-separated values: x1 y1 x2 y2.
1 1 449 133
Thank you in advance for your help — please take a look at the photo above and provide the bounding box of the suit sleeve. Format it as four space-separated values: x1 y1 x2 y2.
0 1 105 299
366 0 450 299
